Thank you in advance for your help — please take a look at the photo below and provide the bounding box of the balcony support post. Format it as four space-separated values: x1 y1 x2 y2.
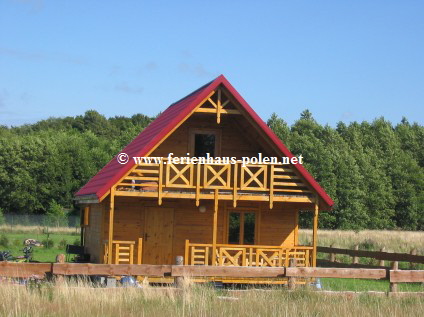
108 186 115 264
312 195 319 267
212 189 218 266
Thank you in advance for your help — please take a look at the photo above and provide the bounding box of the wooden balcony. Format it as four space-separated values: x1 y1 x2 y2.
185 240 313 267
115 159 314 208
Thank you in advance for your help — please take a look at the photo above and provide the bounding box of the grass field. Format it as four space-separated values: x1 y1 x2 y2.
321 278 424 292
0 282 423 317
299 229 424 253
0 225 80 262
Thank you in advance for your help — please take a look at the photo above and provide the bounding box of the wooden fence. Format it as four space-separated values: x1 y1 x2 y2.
1 262 423 293
317 246 424 268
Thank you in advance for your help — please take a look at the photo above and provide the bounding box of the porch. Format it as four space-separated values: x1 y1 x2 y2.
102 239 314 268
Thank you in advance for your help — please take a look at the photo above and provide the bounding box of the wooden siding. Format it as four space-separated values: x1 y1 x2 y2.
151 114 274 159
259 203 297 247
84 198 303 264
83 203 103 263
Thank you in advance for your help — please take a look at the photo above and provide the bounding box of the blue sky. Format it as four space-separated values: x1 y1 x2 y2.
1 0 423 127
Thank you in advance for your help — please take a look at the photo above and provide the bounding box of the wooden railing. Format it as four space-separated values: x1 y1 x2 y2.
185 240 313 267
115 159 312 207
103 239 143 264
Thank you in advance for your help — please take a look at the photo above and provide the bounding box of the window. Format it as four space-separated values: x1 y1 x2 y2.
189 129 220 157
82 206 90 227
195 134 216 157
228 211 256 245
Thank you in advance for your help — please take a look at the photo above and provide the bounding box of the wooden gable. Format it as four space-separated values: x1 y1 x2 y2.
115 84 315 209
76 75 333 210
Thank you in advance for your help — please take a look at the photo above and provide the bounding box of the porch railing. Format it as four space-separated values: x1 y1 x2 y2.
115 159 312 208
103 238 143 264
184 240 313 267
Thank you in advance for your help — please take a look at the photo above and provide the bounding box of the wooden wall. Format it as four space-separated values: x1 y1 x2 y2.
259 202 298 247
84 198 301 264
83 203 104 263
150 114 274 159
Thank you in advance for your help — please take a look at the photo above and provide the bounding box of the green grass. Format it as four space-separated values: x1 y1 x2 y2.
322 278 424 292
0 231 80 262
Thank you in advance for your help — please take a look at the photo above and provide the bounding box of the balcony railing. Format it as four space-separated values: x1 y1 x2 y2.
115 159 312 207
185 240 313 267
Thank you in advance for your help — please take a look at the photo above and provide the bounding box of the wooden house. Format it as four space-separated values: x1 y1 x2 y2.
75 75 333 277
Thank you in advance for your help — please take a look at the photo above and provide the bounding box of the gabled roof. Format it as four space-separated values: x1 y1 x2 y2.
76 75 334 208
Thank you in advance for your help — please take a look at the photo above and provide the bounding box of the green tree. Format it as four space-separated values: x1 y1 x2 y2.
0 207 5 225
46 200 67 227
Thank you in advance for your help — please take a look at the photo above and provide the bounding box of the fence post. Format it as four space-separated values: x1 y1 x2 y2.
409 249 417 269
288 258 297 290
55 254 65 284
390 261 398 293
378 247 385 267
329 244 335 263
352 245 359 265
175 256 184 288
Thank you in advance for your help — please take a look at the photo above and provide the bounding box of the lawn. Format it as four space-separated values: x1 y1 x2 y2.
321 278 424 292
0 226 80 262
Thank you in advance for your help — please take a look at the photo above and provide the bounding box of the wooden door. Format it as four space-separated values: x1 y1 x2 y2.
143 207 174 264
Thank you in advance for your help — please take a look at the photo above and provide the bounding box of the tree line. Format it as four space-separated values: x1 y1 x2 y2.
0 110 423 230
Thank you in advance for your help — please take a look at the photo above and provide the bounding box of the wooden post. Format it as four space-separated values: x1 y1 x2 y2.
329 244 336 262
217 88 221 124
212 189 218 266
108 187 115 264
378 247 385 267
288 258 297 290
175 256 184 288
409 248 417 269
137 238 142 264
390 261 399 293
353 245 359 264
158 160 163 205
312 197 319 267
55 254 65 284
184 240 190 265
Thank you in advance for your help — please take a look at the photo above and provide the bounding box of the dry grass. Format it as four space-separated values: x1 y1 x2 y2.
3 226 423 253
300 229 424 254
0 225 80 235
0 281 423 317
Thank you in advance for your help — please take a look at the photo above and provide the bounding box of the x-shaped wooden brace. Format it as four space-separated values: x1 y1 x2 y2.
257 250 280 267
168 163 192 186
204 164 229 187
242 166 265 189
220 249 244 266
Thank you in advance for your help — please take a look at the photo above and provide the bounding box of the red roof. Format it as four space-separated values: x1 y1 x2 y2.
76 75 334 208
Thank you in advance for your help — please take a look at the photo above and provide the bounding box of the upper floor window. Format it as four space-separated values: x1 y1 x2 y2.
190 129 220 157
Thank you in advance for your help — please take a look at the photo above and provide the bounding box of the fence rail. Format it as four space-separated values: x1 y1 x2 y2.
1 262 423 292
317 246 424 266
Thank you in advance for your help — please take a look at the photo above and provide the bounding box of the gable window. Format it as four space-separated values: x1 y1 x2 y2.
195 134 215 157
190 129 220 157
